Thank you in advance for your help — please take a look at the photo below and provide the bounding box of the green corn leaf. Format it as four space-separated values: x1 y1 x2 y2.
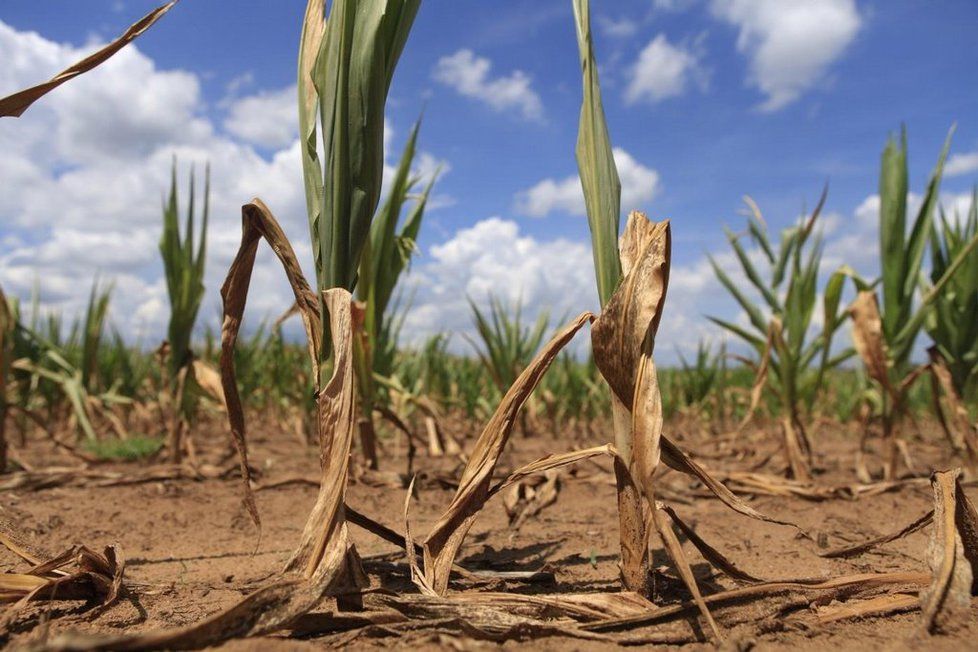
743 196 775 264
878 128 909 340
708 255 768 335
771 227 798 289
360 118 422 342
572 0 622 307
80 279 111 393
895 227 978 364
160 159 208 382
706 316 765 353
901 126 953 311
726 227 781 313
303 0 420 296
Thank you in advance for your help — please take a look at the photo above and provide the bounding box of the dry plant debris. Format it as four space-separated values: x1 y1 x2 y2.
0 2 176 117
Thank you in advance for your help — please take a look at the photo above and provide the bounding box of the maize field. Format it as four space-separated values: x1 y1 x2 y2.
1 1 978 650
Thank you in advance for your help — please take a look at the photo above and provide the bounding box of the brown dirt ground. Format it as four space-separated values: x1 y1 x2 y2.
2 414 977 650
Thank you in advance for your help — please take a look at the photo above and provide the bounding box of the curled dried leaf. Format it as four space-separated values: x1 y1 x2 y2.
219 198 322 530
0 520 125 632
849 291 894 397
660 437 799 529
0 2 177 117
928 347 978 465
591 214 670 409
422 312 595 595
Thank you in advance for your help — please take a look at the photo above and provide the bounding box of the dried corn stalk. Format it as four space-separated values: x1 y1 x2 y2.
54 272 368 650
283 289 367 593
928 347 978 471
590 213 670 596
919 469 978 634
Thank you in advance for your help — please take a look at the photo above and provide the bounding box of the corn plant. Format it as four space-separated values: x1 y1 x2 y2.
160 160 209 381
924 190 978 466
159 159 209 462
355 119 438 466
671 340 727 424
572 0 653 598
538 352 609 427
571 2 811 625
99 329 154 401
389 333 451 401
466 295 550 394
709 193 851 480
464 296 550 436
299 1 418 304
927 191 978 402
12 280 127 442
849 129 978 479
73 280 113 394
219 0 420 545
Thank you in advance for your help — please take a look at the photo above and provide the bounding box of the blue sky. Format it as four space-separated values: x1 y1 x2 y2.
2 0 977 361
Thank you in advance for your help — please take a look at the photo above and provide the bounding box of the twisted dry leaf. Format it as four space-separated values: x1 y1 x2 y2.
584 571 930 633
849 291 894 398
591 214 670 411
928 347 978 466
819 510 934 559
422 312 595 595
219 198 322 530
650 500 722 641
0 2 177 117
660 437 799 529
661 505 768 584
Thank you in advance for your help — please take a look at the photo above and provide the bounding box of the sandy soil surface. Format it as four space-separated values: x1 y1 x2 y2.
2 416 976 650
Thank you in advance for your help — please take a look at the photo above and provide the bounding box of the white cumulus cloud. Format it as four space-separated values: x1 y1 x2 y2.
625 34 706 105
710 0 861 111
0 20 449 346
514 148 661 218
432 49 544 121
224 85 297 149
946 151 978 178
598 16 638 39
399 218 597 352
